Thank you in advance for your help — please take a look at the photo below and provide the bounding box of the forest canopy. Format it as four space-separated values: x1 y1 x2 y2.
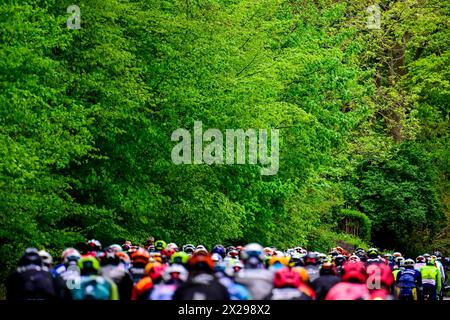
0 0 449 289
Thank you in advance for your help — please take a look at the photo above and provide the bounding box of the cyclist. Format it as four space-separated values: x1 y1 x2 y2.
395 258 422 300
149 264 188 300
154 240 167 253
415 256 426 271
71 256 118 300
173 253 229 300
420 256 441 300
310 262 340 300
215 259 252 300
433 252 446 299
325 262 370 300
366 248 383 265
85 239 102 257
129 248 150 284
235 243 274 300
304 252 321 282
99 250 133 300
7 248 68 300
366 263 394 300
333 254 347 276
265 267 314 300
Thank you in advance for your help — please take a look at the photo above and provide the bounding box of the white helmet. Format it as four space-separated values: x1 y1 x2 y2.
39 250 53 266
241 243 265 261
61 248 81 265
166 243 178 251
163 264 188 282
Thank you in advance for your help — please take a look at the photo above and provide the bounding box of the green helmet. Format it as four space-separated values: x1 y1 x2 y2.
171 251 189 265
78 256 100 275
155 240 167 251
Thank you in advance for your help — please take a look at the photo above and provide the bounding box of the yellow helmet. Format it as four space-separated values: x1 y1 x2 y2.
292 266 310 284
269 255 290 267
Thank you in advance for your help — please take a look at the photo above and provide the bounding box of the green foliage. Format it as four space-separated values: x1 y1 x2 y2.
0 0 448 289
307 229 368 254
334 209 371 242
342 143 444 256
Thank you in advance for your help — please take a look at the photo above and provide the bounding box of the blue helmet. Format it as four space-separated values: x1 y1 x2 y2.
212 245 226 258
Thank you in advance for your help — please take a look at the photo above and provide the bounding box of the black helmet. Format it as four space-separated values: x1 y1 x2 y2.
320 262 336 276
444 257 450 266
329 250 339 257
433 251 442 259
19 248 42 267
367 248 379 259
334 254 346 267
355 250 367 262
182 244 195 254
99 251 120 266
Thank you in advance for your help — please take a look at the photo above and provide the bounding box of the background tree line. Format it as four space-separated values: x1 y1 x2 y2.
0 0 448 294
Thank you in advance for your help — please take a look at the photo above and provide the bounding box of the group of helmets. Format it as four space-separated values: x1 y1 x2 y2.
18 239 446 288
391 251 441 268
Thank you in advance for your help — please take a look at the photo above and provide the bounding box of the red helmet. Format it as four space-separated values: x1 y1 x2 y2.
131 248 150 266
366 263 394 287
273 267 301 288
341 262 368 284
161 248 176 259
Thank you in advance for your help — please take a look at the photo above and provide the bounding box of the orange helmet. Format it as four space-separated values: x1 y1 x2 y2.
149 252 163 263
131 248 150 266
131 277 153 300
116 251 131 265
187 253 214 272
144 262 153 276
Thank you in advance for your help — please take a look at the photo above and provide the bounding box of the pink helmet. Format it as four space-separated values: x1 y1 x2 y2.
273 267 301 288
